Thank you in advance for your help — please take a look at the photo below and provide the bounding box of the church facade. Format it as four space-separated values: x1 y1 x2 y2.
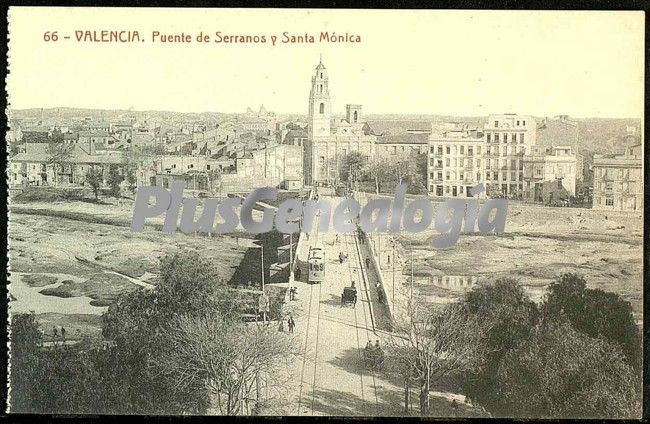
304 59 376 185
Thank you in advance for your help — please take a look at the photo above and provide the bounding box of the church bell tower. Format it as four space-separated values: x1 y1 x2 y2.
308 57 331 138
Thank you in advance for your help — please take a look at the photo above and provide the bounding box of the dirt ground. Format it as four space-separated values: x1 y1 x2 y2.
8 198 251 333
389 200 643 321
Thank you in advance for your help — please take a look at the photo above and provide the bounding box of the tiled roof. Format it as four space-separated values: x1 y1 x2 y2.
22 126 50 133
376 133 429 144
79 130 110 137
11 143 125 164
366 120 431 136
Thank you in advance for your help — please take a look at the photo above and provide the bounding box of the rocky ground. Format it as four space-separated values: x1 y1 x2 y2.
8 197 252 334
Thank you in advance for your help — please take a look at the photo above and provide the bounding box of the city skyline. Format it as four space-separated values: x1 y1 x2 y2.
7 8 645 119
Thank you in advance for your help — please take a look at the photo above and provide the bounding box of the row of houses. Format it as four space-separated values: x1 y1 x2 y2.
9 142 125 187
9 139 303 196
423 114 642 210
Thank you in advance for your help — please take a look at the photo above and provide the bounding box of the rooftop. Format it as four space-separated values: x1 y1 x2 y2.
376 133 429 144
11 143 125 164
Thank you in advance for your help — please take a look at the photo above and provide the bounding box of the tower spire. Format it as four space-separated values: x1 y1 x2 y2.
319 53 322 65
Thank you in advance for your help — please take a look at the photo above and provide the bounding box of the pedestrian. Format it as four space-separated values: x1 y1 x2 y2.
61 327 66 341
287 315 295 333
387 254 391 265
365 257 370 268
294 267 301 281
339 252 344 264
375 339 380 349
53 326 58 339
451 399 458 417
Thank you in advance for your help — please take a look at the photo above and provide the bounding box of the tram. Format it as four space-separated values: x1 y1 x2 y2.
308 245 325 284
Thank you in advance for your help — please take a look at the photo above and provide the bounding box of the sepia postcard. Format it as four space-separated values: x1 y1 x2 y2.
4 7 645 418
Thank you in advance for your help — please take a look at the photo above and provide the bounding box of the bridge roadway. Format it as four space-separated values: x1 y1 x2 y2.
287 195 400 416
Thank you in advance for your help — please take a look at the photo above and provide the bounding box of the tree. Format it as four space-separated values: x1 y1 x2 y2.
364 158 390 194
156 313 299 415
459 278 539 412
206 167 223 197
339 151 368 187
388 300 493 416
9 314 100 414
107 165 125 202
45 140 74 186
495 320 641 418
386 156 426 194
100 251 248 414
28 346 100 414
542 273 641 369
85 167 103 200
123 147 145 194
8 313 43 412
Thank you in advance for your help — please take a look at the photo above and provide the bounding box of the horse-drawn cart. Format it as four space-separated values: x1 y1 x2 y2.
363 345 384 370
341 285 357 306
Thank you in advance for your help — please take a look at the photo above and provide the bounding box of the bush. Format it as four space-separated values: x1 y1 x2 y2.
496 320 641 418
13 187 89 203
543 273 641 369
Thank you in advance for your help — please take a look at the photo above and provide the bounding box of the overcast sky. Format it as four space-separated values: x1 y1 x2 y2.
7 8 645 118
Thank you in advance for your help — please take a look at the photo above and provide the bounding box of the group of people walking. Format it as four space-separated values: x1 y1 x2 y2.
51 326 66 340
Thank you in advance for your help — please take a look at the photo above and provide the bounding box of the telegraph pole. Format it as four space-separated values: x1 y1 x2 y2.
378 232 382 268
392 241 395 311
261 244 265 292
410 249 414 300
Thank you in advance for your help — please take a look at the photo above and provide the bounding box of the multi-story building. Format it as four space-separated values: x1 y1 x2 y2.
592 144 643 211
427 114 536 198
482 114 536 198
78 130 117 149
151 144 303 193
305 59 376 185
522 145 577 203
375 133 429 162
427 123 486 198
